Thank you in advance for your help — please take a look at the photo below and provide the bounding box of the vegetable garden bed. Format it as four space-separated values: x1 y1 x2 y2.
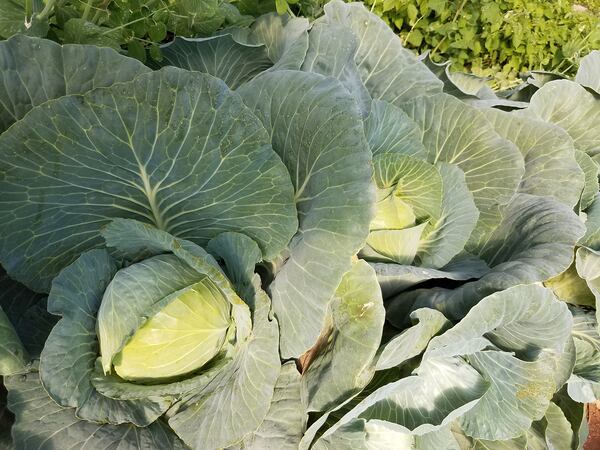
0 1 599 449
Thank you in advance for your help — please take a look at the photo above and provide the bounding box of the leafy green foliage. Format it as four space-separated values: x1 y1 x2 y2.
0 0 257 62
0 0 330 63
0 2 598 449
363 0 600 88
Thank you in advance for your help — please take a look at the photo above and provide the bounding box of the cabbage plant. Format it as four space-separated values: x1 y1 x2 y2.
0 2 598 450
35 219 283 449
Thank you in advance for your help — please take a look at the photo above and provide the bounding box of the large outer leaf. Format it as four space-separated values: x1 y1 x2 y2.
0 268 56 376
0 67 297 292
372 255 489 299
581 195 600 249
168 287 280 449
575 151 599 211
5 371 186 450
425 285 573 440
0 35 149 133
233 361 306 449
310 283 572 448
363 100 426 158
301 21 371 117
524 80 600 157
207 231 263 306
487 109 584 208
576 50 600 95
40 250 170 426
417 163 479 268
567 306 600 402
319 356 487 439
458 395 586 450
155 35 272 89
314 419 462 450
0 271 54 360
317 0 442 104
238 70 373 357
155 14 308 89
400 93 524 241
231 13 309 70
390 194 585 321
302 260 385 413
377 308 450 371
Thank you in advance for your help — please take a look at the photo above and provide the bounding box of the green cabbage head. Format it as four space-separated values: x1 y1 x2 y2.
39 218 281 449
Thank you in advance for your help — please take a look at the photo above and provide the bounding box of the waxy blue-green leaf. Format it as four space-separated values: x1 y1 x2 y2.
524 80 600 157
377 308 450 371
233 361 305 450
567 307 600 402
0 34 149 134
0 266 49 377
301 21 371 117
363 100 426 158
421 53 493 100
372 255 489 299
575 151 599 211
487 109 584 208
207 231 263 304
238 70 373 358
313 419 462 450
0 269 55 381
400 93 524 244
390 194 585 320
155 35 271 89
318 356 486 439
417 163 479 268
424 285 573 440
457 373 581 448
40 250 170 426
576 50 600 95
459 395 587 450
302 261 385 413
5 371 186 450
0 68 297 293
155 14 308 89
317 0 442 104
231 13 309 70
420 54 529 109
314 285 574 447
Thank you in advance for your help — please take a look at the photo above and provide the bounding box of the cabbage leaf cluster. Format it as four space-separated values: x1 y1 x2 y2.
0 3 598 450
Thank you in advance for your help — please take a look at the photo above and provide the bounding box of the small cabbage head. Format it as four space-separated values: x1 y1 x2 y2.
360 152 479 271
361 154 442 265
106 275 233 382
